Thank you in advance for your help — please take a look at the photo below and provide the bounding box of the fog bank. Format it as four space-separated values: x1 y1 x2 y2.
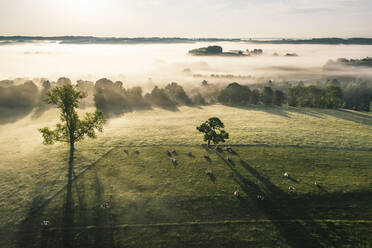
1 42 372 85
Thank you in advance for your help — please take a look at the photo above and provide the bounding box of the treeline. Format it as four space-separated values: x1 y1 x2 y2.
197 80 372 111
343 81 372 111
209 82 341 109
287 85 342 108
325 57 372 68
94 79 194 116
216 82 286 106
0 77 73 123
1 77 372 124
93 79 288 116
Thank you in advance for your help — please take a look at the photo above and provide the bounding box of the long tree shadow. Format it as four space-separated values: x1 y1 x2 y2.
210 145 334 248
236 105 291 118
238 159 336 247
61 155 115 247
15 194 51 248
286 107 325 119
91 169 115 248
62 143 76 248
13 156 76 248
321 109 372 126
12 146 77 248
11 146 119 248
0 107 34 124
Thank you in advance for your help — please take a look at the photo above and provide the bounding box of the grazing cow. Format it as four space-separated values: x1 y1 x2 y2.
288 186 295 192
226 146 234 153
170 158 177 165
100 202 110 209
41 220 50 227
186 152 193 157
284 172 289 178
166 150 171 156
205 169 212 175
234 190 240 198
135 149 140 154
124 150 129 155
172 150 177 155
257 195 265 201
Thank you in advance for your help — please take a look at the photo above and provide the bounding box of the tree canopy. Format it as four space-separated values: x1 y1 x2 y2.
288 85 343 109
39 85 105 146
218 82 251 105
196 117 229 146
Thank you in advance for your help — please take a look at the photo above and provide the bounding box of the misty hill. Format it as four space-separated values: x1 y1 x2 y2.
325 57 372 68
2 36 372 45
0 36 240 45
246 37 372 45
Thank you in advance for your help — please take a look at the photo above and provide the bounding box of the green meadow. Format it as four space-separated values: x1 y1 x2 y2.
1 105 372 247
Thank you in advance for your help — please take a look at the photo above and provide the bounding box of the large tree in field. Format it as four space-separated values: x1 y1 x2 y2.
39 84 105 247
39 85 105 170
197 117 229 147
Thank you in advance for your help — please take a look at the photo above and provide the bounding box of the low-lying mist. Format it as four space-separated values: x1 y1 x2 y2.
1 41 372 124
1 42 372 84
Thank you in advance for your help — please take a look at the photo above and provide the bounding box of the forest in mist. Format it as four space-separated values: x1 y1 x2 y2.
1 74 372 125
1 41 372 125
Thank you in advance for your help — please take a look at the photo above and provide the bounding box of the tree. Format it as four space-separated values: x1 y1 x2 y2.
288 85 305 107
325 85 343 108
344 82 372 111
164 82 192 106
39 85 105 247
206 45 223 54
0 81 38 124
192 93 207 105
201 80 209 87
250 89 260 105
94 78 129 117
218 82 251 105
196 117 229 147
39 85 106 171
273 90 285 106
56 77 72 86
144 86 177 110
262 86 274 105
307 85 326 108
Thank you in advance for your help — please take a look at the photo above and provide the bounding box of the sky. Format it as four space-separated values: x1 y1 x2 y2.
0 0 371 38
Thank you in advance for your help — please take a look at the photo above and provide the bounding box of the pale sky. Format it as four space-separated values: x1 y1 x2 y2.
0 0 371 38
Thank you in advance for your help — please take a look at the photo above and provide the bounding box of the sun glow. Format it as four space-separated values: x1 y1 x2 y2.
62 0 105 22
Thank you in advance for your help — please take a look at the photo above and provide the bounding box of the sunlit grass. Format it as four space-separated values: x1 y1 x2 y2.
5 145 372 247
0 105 371 247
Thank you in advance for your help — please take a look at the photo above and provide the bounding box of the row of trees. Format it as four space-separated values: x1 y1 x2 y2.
343 81 372 111
94 78 150 117
1 77 371 124
287 85 343 109
217 83 286 106
93 80 290 117
94 79 194 116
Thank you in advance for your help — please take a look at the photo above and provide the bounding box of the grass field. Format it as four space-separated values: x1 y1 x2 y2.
0 105 372 247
